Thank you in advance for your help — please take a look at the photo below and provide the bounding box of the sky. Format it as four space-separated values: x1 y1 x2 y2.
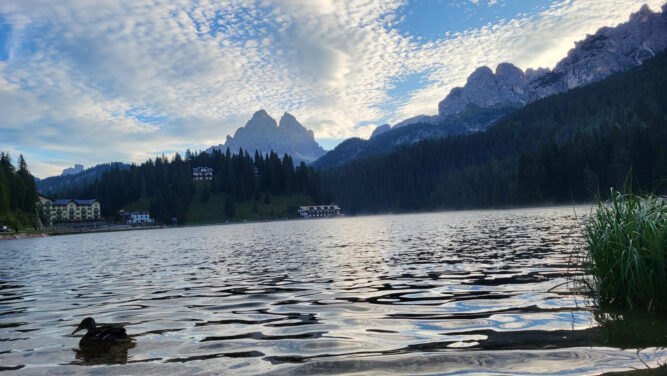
0 0 664 178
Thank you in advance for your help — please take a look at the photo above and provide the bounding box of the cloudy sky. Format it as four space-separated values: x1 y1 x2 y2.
0 0 663 178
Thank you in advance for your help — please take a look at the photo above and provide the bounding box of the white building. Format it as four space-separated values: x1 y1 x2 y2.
129 212 154 224
193 167 213 180
297 205 341 218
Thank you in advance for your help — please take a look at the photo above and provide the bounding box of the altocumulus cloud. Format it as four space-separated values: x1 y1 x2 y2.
0 0 662 177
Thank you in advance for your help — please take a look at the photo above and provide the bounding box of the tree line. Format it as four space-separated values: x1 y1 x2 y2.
0 153 38 230
61 148 330 224
323 51 667 213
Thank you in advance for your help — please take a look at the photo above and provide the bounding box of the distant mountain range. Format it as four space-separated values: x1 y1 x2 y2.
313 3 667 169
37 162 129 196
206 110 326 164
313 104 519 169
323 47 667 213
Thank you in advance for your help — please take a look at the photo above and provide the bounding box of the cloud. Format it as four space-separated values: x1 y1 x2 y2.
0 0 663 177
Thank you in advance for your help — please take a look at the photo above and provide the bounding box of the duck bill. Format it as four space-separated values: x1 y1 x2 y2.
72 325 82 335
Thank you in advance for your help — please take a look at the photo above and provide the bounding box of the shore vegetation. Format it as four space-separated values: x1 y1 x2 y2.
585 189 667 311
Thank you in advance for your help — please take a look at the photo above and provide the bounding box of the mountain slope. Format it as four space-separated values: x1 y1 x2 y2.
206 110 326 164
36 162 130 196
437 3 667 117
314 3 667 169
313 104 519 169
323 51 667 214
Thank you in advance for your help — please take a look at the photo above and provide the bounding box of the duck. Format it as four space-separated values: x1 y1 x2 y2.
72 317 132 347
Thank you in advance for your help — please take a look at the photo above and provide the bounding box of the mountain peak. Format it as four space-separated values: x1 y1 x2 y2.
495 63 523 78
252 109 270 118
207 111 325 163
279 112 306 132
468 66 494 83
244 109 277 131
631 4 654 21
61 164 84 176
370 124 391 138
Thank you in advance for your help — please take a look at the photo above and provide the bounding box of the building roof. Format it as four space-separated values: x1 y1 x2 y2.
74 199 98 205
51 199 98 206
52 199 73 206
193 167 214 172
298 205 340 210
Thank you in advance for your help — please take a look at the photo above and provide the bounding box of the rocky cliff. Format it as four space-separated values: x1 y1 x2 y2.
206 110 326 164
437 3 667 117
61 164 84 176
319 3 667 169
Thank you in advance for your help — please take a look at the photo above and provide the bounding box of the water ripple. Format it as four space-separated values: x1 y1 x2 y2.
1 206 666 374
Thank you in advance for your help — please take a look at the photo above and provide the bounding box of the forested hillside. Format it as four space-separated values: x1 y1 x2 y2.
36 162 130 196
0 153 38 229
62 149 330 224
312 104 519 169
324 51 667 214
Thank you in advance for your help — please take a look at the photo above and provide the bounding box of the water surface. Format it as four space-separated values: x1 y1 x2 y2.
1 206 666 375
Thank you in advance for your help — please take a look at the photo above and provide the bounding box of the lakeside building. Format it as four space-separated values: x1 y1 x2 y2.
193 167 213 180
118 211 155 225
37 194 102 225
297 205 341 219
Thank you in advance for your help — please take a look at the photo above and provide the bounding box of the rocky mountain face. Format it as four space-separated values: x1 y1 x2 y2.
316 3 667 169
313 104 518 169
370 124 391 138
61 164 84 176
206 110 326 164
392 115 440 129
437 3 667 117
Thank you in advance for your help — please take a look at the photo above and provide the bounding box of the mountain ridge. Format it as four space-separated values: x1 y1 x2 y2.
36 162 130 196
437 2 667 118
206 110 326 164
323 48 667 213
313 2 667 169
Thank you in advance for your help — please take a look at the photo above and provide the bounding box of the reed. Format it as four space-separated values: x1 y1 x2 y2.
585 189 667 311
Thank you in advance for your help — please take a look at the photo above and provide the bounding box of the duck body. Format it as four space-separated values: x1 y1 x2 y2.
73 317 132 347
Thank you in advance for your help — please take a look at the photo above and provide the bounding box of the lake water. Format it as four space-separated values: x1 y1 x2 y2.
1 206 666 375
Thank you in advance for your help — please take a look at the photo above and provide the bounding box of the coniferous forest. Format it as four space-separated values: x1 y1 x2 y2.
323 51 667 214
0 153 38 229
62 149 329 224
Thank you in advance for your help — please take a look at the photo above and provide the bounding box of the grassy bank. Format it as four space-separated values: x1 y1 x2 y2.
585 189 667 311
185 183 312 224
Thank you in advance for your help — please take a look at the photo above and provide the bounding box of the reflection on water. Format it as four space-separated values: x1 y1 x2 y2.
1 206 665 375
73 341 136 366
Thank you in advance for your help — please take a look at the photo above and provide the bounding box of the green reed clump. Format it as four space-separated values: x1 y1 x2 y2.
585 189 667 311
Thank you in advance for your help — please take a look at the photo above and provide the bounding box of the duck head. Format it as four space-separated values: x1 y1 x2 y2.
73 317 97 334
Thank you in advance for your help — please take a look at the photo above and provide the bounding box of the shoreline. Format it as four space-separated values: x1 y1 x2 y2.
1 203 594 241
0 233 50 241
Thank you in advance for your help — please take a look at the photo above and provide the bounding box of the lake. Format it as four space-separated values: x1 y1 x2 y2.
1 206 666 375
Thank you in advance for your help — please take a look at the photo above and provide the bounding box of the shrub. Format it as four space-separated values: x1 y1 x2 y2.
585 189 667 311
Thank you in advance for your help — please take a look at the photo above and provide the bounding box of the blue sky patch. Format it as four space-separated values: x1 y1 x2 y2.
0 18 10 61
396 0 555 41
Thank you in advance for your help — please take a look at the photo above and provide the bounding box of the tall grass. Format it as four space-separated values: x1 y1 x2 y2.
585 189 667 311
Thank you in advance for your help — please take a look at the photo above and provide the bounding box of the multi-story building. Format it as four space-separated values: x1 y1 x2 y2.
37 195 102 225
193 167 213 180
118 211 155 225
297 205 341 218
